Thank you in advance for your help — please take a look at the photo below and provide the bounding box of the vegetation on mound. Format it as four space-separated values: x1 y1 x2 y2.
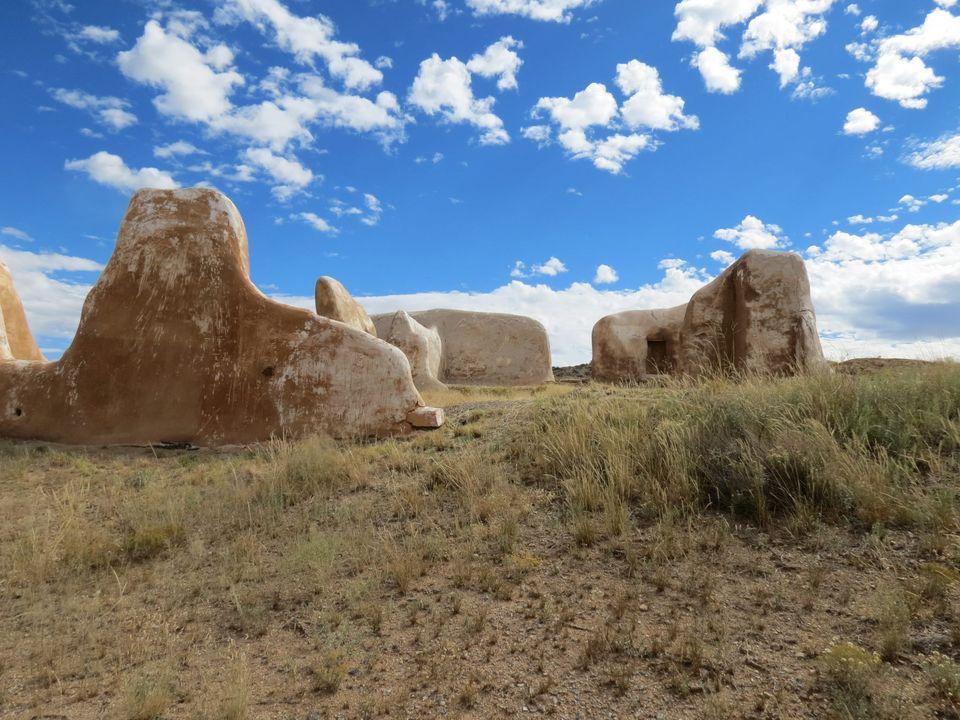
512 364 960 535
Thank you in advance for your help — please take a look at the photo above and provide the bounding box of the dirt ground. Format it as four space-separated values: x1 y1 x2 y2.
1 379 958 720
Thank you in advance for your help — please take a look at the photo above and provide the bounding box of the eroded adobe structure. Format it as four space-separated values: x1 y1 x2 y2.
315 276 378 336
373 309 554 387
592 305 686 383
0 262 45 362
0 188 441 446
373 311 446 393
592 250 825 382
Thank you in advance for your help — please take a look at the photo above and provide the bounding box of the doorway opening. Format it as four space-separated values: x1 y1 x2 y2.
646 340 670 375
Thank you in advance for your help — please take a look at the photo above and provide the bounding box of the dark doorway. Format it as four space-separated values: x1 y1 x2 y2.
646 340 670 374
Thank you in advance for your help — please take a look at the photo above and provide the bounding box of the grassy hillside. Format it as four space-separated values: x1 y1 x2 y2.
1 365 958 719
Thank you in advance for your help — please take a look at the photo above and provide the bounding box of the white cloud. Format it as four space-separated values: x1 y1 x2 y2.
535 82 618 132
65 151 179 193
843 107 879 135
616 60 699 131
154 141 203 159
118 20 244 123
529 61 696 173
408 53 509 145
0 245 103 349
466 36 524 91
521 124 552 145
865 9 960 109
77 25 120 44
360 192 383 226
213 74 405 151
804 220 960 358
532 256 568 276
1 227 32 242
714 215 787 249
672 0 764 48
848 213 898 225
465 0 596 23
930 193 949 203
692 47 742 94
906 132 960 169
860 15 878 34
214 0 383 90
593 264 619 284
294 212 337 233
770 47 801 86
50 88 138 130
936 0 958 7
243 147 313 200
673 0 835 94
898 194 925 213
844 4 860 16
710 249 735 265
512 256 570 277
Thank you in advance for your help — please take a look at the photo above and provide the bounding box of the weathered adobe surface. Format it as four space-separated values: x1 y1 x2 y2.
0 188 435 446
374 309 555 387
592 250 825 382
373 310 447 393
314 275 378 336
679 249 824 376
591 305 686 383
0 262 44 362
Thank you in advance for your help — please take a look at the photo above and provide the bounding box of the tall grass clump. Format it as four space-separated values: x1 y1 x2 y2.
256 436 369 512
512 364 960 531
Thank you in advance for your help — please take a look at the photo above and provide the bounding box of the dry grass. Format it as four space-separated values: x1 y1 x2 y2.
0 365 957 718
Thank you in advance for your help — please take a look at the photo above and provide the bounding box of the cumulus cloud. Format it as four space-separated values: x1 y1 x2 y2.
673 0 835 95
118 19 244 123
710 249 736 265
408 51 510 145
714 215 787 249
805 220 960 357
466 36 524 91
692 47 742 93
511 256 569 278
616 60 699 131
843 107 879 135
864 8 960 109
50 88 138 130
898 194 925 213
214 0 383 90
528 60 696 173
465 0 596 23
65 151 179 193
593 264 619 284
243 147 313 200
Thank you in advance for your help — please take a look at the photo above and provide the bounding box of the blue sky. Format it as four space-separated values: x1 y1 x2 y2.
1 0 958 364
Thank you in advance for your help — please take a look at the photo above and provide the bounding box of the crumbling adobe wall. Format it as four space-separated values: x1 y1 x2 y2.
678 249 825 376
592 305 686 383
0 188 437 445
373 309 554 386
0 262 44 362
315 276 377 336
